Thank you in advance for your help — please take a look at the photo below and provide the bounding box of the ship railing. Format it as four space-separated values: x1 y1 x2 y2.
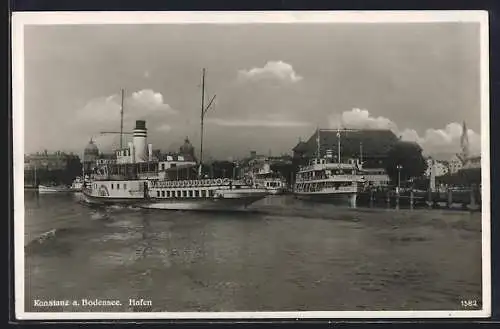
300 163 357 172
150 177 250 189
296 175 360 182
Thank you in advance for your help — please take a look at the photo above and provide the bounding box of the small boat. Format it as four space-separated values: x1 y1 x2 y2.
254 176 287 195
38 184 72 193
70 177 84 192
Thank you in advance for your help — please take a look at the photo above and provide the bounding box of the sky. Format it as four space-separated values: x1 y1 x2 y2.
23 22 482 160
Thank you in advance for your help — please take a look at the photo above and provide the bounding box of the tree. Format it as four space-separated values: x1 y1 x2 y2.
383 141 427 185
270 161 296 185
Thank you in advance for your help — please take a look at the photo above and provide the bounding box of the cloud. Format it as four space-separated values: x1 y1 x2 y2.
74 89 178 150
76 89 177 123
329 108 481 156
130 89 177 114
238 61 303 83
329 108 398 131
206 118 310 128
143 71 150 78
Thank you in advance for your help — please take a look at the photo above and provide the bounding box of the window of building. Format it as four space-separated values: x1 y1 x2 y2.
117 183 120 189
124 184 127 190
183 190 187 197
111 184 114 189
157 191 160 197
167 191 171 198
177 191 181 197
162 190 165 197
189 190 193 197
201 190 206 197
161 164 165 170
195 190 200 197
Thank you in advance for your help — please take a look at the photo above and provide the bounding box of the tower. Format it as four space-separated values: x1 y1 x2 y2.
429 158 436 192
460 121 470 162
133 120 148 163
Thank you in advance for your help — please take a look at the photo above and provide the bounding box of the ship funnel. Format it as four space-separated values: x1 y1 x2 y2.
128 142 135 163
133 120 148 163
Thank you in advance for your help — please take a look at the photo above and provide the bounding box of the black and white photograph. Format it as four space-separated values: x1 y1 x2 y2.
12 11 490 320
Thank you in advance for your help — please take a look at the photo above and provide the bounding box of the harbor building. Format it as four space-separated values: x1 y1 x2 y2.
24 151 81 187
424 158 449 178
448 154 464 174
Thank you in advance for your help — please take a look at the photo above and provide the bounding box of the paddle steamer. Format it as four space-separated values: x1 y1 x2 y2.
82 69 268 210
293 129 365 206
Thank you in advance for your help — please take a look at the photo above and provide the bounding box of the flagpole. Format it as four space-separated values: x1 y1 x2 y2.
316 127 320 159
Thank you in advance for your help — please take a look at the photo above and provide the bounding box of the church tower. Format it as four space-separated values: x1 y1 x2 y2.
459 121 470 164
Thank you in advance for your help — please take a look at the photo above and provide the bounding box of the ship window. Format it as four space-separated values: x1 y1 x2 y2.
162 190 165 197
157 191 160 197
183 190 187 197
111 184 114 189
189 190 193 197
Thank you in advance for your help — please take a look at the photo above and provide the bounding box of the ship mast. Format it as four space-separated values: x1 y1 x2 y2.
360 141 363 165
199 68 216 178
316 127 320 159
337 124 341 165
120 89 125 149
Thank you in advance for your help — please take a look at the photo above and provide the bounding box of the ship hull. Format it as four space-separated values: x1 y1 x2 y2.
38 185 72 193
81 188 268 210
141 194 266 211
81 190 147 205
293 191 358 206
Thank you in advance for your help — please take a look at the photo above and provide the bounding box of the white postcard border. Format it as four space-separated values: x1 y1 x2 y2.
12 10 491 320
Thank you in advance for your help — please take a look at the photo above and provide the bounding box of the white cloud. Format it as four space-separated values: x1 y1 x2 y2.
329 108 398 131
74 89 178 150
206 118 310 128
130 89 177 114
76 89 177 123
329 108 481 156
238 61 303 83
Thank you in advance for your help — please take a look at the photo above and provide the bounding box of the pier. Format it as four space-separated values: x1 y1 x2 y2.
356 186 481 211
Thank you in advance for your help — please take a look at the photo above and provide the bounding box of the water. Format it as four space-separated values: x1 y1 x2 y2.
24 192 483 312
